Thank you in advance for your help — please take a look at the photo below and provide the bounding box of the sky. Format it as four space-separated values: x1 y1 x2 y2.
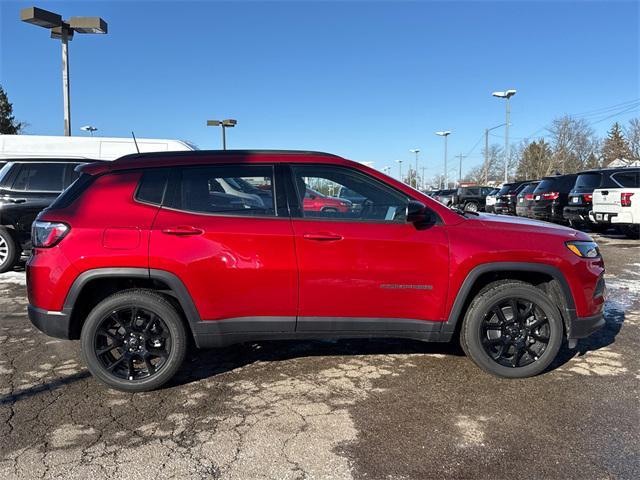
1 0 639 180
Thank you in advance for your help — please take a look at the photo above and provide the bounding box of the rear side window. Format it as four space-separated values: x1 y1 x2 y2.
49 173 95 210
611 171 639 188
167 165 276 216
136 168 169 205
11 163 66 192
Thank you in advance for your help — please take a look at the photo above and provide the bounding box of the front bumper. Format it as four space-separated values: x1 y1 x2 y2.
28 304 72 339
568 313 605 339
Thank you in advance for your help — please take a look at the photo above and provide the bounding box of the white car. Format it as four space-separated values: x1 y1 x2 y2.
590 169 639 239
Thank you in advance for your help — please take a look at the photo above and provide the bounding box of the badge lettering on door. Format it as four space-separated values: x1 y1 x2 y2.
380 284 433 290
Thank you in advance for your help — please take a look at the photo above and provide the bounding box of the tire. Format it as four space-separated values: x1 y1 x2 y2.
463 201 479 213
80 289 188 392
460 280 563 378
321 207 338 213
618 225 640 239
0 227 19 274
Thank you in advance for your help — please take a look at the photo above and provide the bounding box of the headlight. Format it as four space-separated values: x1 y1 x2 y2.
566 241 600 258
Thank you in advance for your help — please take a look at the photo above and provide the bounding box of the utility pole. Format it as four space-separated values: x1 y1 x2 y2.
396 160 403 182
456 154 466 186
421 166 426 191
484 128 489 185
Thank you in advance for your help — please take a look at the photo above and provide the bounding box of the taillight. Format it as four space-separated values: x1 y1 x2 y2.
542 192 559 200
621 192 634 207
583 193 593 203
32 221 69 248
525 194 534 200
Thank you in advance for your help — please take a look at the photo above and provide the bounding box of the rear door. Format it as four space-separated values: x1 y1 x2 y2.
287 164 449 331
149 163 298 326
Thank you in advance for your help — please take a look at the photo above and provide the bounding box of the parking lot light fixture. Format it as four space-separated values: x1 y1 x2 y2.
396 159 403 182
80 125 97 136
435 131 451 189
207 119 237 150
409 149 421 188
20 6 108 136
492 89 517 183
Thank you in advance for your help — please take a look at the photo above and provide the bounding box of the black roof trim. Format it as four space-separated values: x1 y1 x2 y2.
117 149 343 162
0 157 104 163
575 166 640 175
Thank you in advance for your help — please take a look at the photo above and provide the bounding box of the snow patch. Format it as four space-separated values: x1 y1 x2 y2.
0 271 26 286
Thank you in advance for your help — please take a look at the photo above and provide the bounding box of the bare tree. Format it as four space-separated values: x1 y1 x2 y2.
547 115 599 173
515 138 554 180
624 118 640 161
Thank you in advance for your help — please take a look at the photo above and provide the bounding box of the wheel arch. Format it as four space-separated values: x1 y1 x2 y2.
444 262 576 337
63 268 201 341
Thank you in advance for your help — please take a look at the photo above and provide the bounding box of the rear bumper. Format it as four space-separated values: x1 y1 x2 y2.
28 304 71 339
531 205 565 222
494 203 516 215
563 206 592 223
568 313 605 339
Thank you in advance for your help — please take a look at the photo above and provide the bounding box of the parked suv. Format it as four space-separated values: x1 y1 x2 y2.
433 189 456 206
494 181 531 215
564 168 636 231
484 188 500 214
530 174 578 224
515 181 540 218
451 186 493 212
0 158 90 272
589 168 640 239
27 150 605 392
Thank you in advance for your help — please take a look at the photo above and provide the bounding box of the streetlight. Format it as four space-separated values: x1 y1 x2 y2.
435 131 451 189
483 123 506 184
20 6 108 136
396 159 404 182
80 125 97 136
206 119 237 150
409 149 420 188
492 89 517 183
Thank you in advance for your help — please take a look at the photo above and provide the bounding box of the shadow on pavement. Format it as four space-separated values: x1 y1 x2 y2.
0 370 91 406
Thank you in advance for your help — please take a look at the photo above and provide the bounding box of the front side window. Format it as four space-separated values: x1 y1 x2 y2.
11 163 66 192
292 165 409 222
168 165 275 216
612 171 639 188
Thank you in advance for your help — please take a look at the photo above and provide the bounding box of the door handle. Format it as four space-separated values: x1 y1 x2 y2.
303 232 344 241
161 226 204 236
8 198 26 204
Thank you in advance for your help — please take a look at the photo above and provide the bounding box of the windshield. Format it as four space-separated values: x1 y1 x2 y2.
497 185 513 196
533 179 556 192
520 183 538 195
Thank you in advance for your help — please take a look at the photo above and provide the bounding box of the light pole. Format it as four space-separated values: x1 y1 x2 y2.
80 125 97 136
20 7 108 136
492 89 517 183
409 149 420 188
396 159 403 182
484 123 506 184
435 131 451 189
207 119 237 150
456 154 466 186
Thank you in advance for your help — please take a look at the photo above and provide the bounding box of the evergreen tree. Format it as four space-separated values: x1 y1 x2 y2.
0 85 25 134
601 122 632 164
515 139 554 180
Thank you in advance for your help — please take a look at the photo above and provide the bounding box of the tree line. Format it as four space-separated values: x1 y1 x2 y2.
464 116 640 185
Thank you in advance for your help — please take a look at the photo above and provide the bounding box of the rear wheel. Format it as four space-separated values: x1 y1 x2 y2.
460 281 563 378
81 289 187 392
0 228 19 274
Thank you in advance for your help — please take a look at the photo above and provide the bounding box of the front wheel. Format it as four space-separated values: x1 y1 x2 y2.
460 281 563 378
81 289 187 392
463 201 479 213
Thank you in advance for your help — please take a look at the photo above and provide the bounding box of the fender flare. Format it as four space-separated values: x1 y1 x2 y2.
443 262 576 334
62 267 202 324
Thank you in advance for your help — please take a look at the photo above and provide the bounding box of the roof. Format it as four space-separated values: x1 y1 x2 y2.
0 157 105 163
80 149 348 175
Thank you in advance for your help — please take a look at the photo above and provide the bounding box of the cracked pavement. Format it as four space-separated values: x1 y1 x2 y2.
0 234 639 479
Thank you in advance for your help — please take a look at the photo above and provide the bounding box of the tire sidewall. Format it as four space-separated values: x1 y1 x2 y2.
81 291 187 392
0 227 18 273
463 284 563 378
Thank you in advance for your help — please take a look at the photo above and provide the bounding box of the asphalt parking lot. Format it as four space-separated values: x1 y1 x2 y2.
0 233 638 480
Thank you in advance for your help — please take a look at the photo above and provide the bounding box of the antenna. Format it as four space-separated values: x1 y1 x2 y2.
131 131 140 154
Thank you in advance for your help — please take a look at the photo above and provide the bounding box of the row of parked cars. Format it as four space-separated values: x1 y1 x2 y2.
429 167 640 239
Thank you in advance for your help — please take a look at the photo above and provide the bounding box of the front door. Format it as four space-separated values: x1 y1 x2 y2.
149 163 298 327
287 164 449 332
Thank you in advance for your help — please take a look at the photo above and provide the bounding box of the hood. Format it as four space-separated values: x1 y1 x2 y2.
467 212 589 239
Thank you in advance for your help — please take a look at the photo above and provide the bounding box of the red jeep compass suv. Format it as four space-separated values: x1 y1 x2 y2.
27 151 605 392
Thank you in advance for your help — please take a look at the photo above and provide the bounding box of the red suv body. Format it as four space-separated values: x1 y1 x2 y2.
303 188 352 213
27 151 605 391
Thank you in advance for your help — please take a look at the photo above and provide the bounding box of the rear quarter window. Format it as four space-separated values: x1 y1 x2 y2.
611 171 640 188
135 168 169 205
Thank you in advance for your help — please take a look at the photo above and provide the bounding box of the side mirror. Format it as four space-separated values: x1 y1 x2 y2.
406 200 435 228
